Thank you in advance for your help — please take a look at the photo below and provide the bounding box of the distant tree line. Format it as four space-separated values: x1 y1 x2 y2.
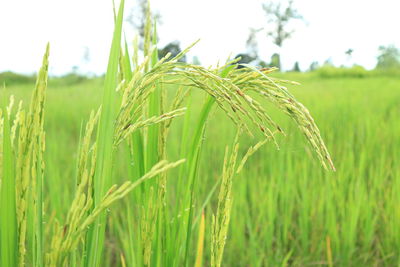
3 0 400 80
125 0 400 73
232 0 400 73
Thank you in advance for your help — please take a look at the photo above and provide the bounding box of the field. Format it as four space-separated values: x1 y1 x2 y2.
1 2 400 266
2 72 399 266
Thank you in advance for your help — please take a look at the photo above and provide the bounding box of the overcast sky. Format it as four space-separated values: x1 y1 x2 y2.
0 0 399 75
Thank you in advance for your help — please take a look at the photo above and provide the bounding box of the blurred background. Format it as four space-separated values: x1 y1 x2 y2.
1 0 400 76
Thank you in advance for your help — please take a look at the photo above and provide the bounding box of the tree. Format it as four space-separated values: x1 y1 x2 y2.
126 0 161 49
323 58 334 67
262 0 303 69
269 53 281 69
233 53 256 69
345 48 353 58
158 41 186 62
345 48 354 66
246 28 263 59
376 45 400 69
309 61 319 71
231 28 263 69
292 61 301 72
82 46 91 64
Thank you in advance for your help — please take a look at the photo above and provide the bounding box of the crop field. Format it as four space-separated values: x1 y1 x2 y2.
3 69 400 266
1 1 400 267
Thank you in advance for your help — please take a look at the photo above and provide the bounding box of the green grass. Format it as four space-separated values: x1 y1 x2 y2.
1 2 400 266
4 72 400 266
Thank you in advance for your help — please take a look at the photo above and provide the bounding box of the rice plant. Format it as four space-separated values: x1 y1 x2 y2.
0 1 335 266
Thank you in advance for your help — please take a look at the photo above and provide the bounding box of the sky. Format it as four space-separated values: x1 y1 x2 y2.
0 0 399 75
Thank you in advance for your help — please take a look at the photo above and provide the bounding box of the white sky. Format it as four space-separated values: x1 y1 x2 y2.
0 0 399 75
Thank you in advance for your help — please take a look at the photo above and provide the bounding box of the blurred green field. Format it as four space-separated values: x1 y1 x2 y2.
4 74 399 266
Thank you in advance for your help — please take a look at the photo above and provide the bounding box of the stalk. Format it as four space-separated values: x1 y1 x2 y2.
0 93 18 267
